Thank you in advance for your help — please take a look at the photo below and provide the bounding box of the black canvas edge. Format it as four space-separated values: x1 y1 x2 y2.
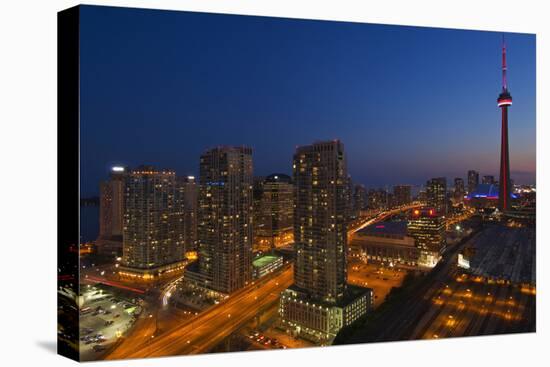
57 5 81 362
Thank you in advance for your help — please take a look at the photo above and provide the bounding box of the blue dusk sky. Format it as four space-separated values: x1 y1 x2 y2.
79 5 536 197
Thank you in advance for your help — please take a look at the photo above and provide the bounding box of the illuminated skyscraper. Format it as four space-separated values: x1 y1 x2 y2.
120 166 185 279
426 177 447 215
280 140 371 343
188 146 254 294
498 39 513 212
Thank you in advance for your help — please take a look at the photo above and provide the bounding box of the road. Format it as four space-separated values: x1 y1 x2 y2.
105 266 293 359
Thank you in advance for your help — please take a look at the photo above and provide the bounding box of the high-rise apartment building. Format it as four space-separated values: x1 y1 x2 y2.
186 146 254 294
120 166 185 279
280 140 371 343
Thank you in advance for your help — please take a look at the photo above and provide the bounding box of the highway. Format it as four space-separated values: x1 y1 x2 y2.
106 266 293 359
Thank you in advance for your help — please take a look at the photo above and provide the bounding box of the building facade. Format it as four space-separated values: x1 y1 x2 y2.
408 207 446 268
353 184 368 214
177 175 198 253
120 166 185 279
187 146 254 294
349 221 419 268
426 177 447 215
453 177 465 204
97 166 126 256
393 185 412 207
254 174 294 251
280 140 370 343
467 170 479 194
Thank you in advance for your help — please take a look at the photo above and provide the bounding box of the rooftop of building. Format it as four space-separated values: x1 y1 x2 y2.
356 221 408 237
463 225 535 285
264 173 292 184
252 254 281 268
284 284 373 308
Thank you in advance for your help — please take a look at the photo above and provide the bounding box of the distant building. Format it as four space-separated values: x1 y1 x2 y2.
280 140 371 343
346 175 355 221
426 177 447 215
393 185 412 207
464 183 516 209
349 221 419 268
353 184 367 213
254 174 294 251
186 146 254 294
177 175 198 253
408 208 446 268
482 175 495 185
97 166 126 256
367 188 388 210
120 166 186 279
467 170 479 194
453 177 465 204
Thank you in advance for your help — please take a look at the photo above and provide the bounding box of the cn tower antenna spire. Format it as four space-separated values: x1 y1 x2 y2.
502 35 508 91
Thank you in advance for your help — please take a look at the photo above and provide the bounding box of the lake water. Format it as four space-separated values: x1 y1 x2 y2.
80 205 99 243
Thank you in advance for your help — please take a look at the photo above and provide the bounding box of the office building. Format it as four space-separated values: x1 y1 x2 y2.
426 177 447 215
408 207 446 268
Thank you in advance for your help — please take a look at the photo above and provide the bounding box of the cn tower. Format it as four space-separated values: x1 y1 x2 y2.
497 38 512 212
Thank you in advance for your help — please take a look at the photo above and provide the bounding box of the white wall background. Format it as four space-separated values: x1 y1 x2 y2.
0 1 547 366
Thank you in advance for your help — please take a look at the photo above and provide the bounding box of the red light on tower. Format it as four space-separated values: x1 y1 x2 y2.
413 209 420 216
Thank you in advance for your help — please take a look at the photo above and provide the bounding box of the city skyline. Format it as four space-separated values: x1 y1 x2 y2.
58 5 536 361
79 6 536 197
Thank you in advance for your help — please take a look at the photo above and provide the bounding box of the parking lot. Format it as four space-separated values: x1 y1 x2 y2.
347 262 408 308
79 285 142 361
